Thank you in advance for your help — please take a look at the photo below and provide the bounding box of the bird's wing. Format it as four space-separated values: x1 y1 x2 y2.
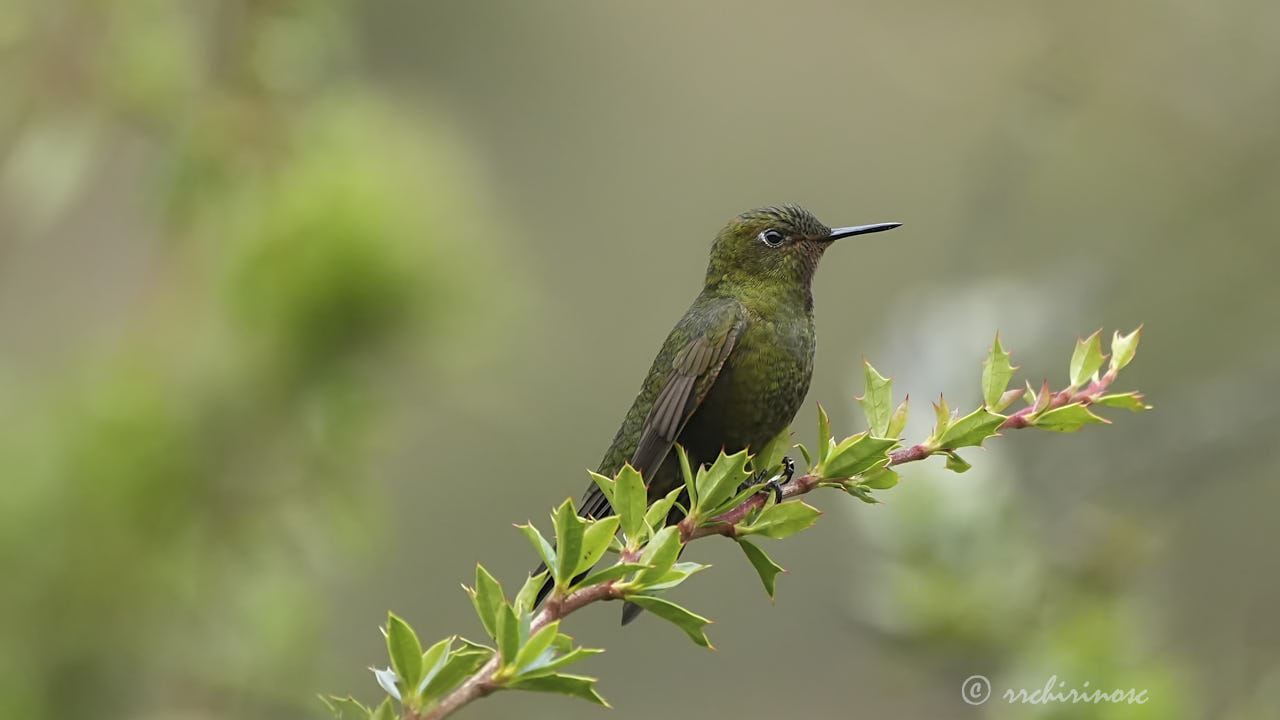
579 300 747 520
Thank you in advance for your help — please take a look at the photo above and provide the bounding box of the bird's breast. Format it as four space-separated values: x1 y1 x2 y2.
683 311 815 458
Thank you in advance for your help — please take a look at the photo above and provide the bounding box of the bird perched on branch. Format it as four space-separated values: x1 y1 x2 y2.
539 204 900 623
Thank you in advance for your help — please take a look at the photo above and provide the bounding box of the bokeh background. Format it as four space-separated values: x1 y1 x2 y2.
3 1 1278 718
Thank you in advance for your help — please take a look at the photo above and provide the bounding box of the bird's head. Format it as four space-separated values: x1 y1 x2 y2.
704 204 899 303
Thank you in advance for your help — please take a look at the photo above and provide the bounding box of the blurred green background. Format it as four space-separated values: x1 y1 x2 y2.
2 1 1277 718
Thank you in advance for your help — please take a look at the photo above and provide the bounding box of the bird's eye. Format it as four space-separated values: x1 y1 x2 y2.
759 229 785 248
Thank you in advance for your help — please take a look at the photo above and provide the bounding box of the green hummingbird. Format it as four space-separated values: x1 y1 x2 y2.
544 204 900 622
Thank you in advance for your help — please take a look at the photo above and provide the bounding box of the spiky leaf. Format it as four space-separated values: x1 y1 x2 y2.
887 396 909 438
577 516 620 576
694 449 751 514
677 445 697 507
417 636 452 694
386 613 424 695
981 332 1017 408
861 466 900 489
932 395 953 438
613 464 647 545
552 499 586 585
937 407 1005 449
508 673 610 706
817 403 832 463
738 501 821 539
1069 330 1106 387
858 360 894 436
515 622 560 670
643 486 683 531
1095 392 1151 411
736 538 785 599
518 523 556 575
421 649 490 699
751 428 792 476
577 562 649 588
495 603 520 665
1034 403 1109 432
626 595 713 647
514 571 547 615
517 646 605 678
944 451 972 473
322 695 371 720
470 565 505 639
634 526 682 585
1110 325 1142 373
994 387 1023 412
819 432 898 479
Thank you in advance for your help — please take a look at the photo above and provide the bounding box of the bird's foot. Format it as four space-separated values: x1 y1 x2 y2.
739 456 795 505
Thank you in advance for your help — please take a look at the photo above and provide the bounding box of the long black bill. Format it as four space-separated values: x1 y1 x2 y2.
826 222 902 241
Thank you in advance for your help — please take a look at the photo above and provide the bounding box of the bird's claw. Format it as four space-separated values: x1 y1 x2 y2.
740 456 795 505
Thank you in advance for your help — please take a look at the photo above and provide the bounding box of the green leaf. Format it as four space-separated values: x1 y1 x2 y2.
514 571 547 615
417 636 453 694
470 565 505 639
634 526 682 585
861 466 900 489
613 464 647 545
552 499 586 585
1032 379 1052 414
1110 325 1142 373
738 500 821 539
932 395 952 438
508 673 609 706
322 695 371 720
1023 380 1037 406
943 451 972 473
694 449 750 514
626 595 713 647
981 332 1017 408
677 444 697 508
819 432 898 479
887 396 909 438
1069 329 1106 387
576 516 619 576
386 613 424 695
1095 392 1151 411
857 360 894 435
517 523 556 575
587 470 614 507
845 484 878 504
640 561 709 592
422 649 490 699
577 562 649 588
736 538 785 599
1033 403 1110 432
643 487 683 532
515 621 560 670
994 387 1023 412
795 442 813 468
370 698 396 720
937 407 1005 449
517 646 604 677
495 603 520 665
816 403 832 463
751 428 792 475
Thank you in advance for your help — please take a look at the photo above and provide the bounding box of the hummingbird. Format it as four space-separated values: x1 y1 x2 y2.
543 204 900 623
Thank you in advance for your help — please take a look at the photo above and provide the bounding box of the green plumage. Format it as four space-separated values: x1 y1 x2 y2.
539 204 899 621
583 205 838 518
